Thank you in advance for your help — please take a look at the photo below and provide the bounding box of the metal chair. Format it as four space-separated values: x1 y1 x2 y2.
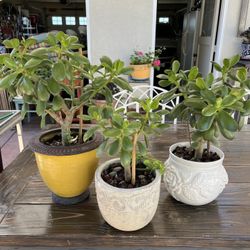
113 84 179 124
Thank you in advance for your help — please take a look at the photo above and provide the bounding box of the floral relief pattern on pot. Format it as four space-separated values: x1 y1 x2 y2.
163 142 229 206
95 158 161 231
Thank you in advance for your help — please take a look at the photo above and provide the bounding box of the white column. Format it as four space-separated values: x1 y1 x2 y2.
214 0 242 77
86 0 157 86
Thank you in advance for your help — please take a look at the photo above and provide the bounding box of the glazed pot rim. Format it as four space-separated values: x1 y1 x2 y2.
168 142 224 167
29 128 103 156
130 63 152 66
95 158 161 192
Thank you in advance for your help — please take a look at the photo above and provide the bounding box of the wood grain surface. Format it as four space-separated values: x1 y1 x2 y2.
0 124 250 249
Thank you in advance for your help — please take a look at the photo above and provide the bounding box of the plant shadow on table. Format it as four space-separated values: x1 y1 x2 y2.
155 192 221 237
46 201 156 235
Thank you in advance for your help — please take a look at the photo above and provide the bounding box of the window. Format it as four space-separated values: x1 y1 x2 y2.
159 17 169 24
65 16 76 25
52 16 62 25
79 17 87 25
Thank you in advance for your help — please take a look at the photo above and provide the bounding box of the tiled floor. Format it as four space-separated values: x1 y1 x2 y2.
0 115 42 168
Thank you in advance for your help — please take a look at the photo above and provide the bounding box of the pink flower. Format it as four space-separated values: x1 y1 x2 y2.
153 59 161 67
136 51 144 56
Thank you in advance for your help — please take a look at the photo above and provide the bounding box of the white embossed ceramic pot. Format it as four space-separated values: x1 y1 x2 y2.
95 158 161 231
163 142 228 206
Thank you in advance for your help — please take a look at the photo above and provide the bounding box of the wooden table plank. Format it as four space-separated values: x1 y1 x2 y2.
0 124 250 248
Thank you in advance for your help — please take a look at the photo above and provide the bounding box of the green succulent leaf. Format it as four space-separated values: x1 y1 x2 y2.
216 110 238 132
196 78 206 89
103 128 121 137
200 89 216 104
202 105 217 116
52 95 64 111
47 78 61 95
24 58 43 69
112 77 132 91
217 125 235 140
229 54 240 67
157 74 168 80
212 61 222 72
196 115 215 132
221 95 237 107
122 136 133 151
188 66 199 80
172 60 180 73
158 79 172 87
37 83 50 101
108 139 120 156
137 141 147 155
21 77 34 95
83 126 99 142
36 100 46 116
236 68 247 82
243 100 250 115
0 73 18 90
205 73 214 87
120 149 131 168
3 38 19 48
52 61 66 82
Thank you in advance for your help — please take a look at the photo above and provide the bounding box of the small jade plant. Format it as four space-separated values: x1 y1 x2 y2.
0 32 132 146
81 98 168 185
157 54 250 160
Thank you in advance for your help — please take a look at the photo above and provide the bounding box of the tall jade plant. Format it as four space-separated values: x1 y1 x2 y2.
158 55 250 160
0 32 132 145
81 98 167 184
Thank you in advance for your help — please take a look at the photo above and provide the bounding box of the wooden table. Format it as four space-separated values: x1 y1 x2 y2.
0 110 24 172
0 124 250 249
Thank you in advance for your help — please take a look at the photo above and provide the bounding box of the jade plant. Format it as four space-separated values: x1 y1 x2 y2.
0 32 133 145
81 98 167 185
157 54 250 160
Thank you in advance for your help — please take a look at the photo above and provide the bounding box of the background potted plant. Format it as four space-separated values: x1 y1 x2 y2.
240 27 250 60
157 55 250 205
93 82 120 107
129 48 164 81
0 32 133 204
81 97 167 231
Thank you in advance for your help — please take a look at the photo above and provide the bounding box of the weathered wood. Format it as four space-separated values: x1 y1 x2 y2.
0 125 250 249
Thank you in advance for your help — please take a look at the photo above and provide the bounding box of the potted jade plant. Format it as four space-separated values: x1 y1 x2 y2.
157 55 250 206
240 27 250 60
81 98 167 231
0 32 132 204
129 48 164 81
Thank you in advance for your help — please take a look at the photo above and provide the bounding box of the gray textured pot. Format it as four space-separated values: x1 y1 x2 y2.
95 158 161 231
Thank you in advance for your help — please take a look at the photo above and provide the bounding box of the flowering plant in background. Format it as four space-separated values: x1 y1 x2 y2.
130 48 165 70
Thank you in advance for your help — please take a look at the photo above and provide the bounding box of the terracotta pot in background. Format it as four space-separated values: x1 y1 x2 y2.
130 64 151 80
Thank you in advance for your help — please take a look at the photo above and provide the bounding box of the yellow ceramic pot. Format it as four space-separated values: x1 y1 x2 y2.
130 64 151 80
29 128 102 198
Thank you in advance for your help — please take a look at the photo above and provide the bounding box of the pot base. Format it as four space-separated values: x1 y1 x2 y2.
52 189 90 205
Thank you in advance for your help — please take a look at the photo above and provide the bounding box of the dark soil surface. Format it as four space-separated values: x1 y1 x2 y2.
101 162 155 189
42 131 90 146
173 146 220 162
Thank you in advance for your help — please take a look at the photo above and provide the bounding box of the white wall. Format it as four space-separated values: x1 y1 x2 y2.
86 0 157 67
215 0 242 67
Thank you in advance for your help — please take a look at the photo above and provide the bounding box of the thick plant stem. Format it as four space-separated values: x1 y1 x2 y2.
131 133 138 186
61 126 72 146
186 120 191 147
207 141 210 158
78 48 84 144
61 114 74 146
124 166 131 183
195 142 203 161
